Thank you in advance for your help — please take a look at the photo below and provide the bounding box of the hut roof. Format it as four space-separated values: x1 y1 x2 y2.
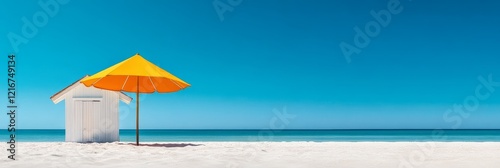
50 75 132 104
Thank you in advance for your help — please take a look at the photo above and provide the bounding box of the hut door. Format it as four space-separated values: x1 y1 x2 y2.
78 100 101 142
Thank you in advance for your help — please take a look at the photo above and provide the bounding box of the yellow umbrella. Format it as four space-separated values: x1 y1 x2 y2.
81 53 190 145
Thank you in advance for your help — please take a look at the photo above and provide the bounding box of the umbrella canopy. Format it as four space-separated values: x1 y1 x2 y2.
81 53 190 145
81 53 190 93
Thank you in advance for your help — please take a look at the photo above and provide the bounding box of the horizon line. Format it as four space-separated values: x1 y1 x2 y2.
12 128 500 130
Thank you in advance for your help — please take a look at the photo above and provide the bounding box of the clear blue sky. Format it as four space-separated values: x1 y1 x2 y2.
1 0 500 129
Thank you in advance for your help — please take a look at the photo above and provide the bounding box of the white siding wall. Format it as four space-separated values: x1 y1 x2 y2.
65 84 120 142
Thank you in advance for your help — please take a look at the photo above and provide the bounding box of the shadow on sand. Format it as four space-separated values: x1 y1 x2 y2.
119 143 203 148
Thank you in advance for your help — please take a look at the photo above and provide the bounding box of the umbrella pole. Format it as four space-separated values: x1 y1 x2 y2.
136 79 139 146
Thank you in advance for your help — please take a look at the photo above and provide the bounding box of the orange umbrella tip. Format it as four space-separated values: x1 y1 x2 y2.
131 53 143 59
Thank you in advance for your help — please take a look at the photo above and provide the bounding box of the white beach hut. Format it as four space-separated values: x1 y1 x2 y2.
50 75 132 142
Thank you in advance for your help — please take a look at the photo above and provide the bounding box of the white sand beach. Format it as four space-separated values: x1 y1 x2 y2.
2 142 500 168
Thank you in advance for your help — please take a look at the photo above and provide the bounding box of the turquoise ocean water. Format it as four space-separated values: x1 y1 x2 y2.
2 129 500 142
